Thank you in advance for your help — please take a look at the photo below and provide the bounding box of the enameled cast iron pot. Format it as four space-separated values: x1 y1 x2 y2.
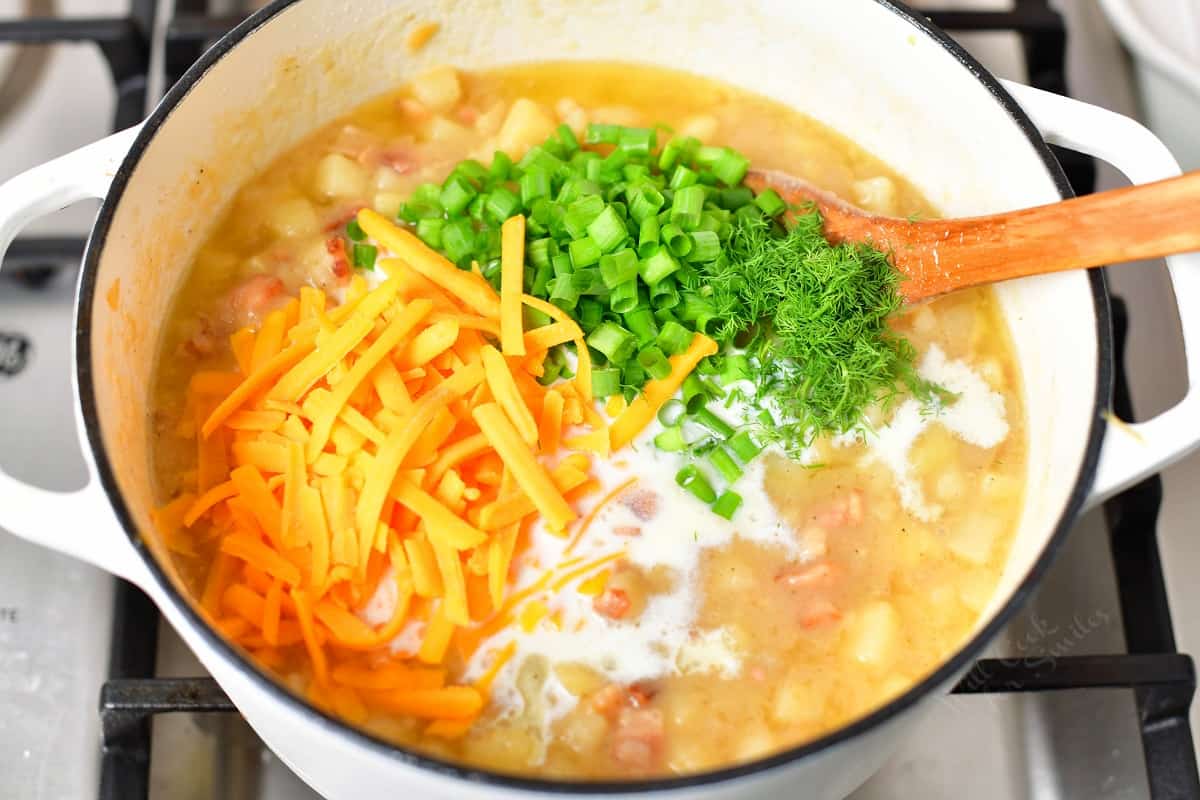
3 2 1200 798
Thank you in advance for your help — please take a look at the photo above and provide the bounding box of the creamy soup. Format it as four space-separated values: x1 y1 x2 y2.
150 63 1025 779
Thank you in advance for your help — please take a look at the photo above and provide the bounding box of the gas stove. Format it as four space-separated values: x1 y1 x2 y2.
1 2 1198 799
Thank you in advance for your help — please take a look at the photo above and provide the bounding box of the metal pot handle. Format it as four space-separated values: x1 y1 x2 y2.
1004 82 1200 508
0 125 145 581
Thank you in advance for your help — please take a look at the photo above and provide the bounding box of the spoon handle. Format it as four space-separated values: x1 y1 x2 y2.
896 171 1200 301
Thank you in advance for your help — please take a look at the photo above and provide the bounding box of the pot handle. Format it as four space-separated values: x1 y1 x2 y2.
0 125 145 581
1003 82 1200 508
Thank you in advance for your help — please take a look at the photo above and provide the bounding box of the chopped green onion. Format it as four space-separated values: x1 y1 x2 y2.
712 490 743 519
557 123 580 154
657 320 693 355
654 426 687 452
637 345 672 380
531 262 553 296
591 366 621 398
490 150 514 181
527 237 554 271
624 308 659 347
640 248 680 286
638 215 661 252
440 175 477 215
486 187 521 223
587 321 637 364
618 126 656 156
415 218 444 249
661 223 692 258
669 164 699 190
630 186 666 223
548 275 580 311
686 230 721 263
345 219 366 242
538 355 564 386
609 280 639 314
676 464 717 503
520 168 553 205
578 298 604 332
568 237 602 269
754 188 787 218
728 430 764 462
717 186 754 210
622 361 646 389
712 149 750 186
587 205 628 253
708 448 743 483
671 185 706 230
524 306 553 330
441 219 475 264
657 398 686 427
598 248 639 289
681 373 709 413
352 243 378 270
585 122 622 145
563 195 605 239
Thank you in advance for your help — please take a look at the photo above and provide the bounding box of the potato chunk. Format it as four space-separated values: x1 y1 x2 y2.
411 65 462 113
496 98 557 159
314 153 368 200
847 600 900 669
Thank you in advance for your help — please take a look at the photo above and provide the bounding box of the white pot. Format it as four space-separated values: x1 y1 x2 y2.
2 1 1200 798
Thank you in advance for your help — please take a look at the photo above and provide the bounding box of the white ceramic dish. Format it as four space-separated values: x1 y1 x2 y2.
2 1 1200 798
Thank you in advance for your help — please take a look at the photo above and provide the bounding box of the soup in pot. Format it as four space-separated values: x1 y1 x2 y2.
149 62 1025 779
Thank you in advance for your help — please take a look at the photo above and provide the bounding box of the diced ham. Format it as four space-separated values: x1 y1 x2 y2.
627 683 656 708
612 525 641 537
813 490 865 528
775 561 837 589
801 598 842 629
325 238 352 282
323 205 366 233
182 316 216 358
398 97 430 120
455 105 479 125
589 684 627 716
622 489 659 521
593 587 631 620
226 275 286 328
378 147 416 175
612 708 664 770
330 125 380 160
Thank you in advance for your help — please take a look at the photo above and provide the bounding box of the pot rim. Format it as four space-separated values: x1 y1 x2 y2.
75 0 1114 792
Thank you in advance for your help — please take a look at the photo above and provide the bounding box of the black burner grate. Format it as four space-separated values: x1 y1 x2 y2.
1 2 1195 798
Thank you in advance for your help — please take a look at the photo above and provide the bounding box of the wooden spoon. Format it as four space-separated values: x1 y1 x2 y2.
745 169 1200 303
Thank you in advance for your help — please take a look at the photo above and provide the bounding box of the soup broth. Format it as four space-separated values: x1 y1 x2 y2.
150 62 1025 779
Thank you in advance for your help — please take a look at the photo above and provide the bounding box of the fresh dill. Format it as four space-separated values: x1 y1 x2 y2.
699 206 945 450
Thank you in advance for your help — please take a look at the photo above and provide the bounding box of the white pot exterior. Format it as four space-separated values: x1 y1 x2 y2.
4 1 1200 798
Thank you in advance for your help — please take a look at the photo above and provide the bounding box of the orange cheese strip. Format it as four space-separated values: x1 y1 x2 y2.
367 686 482 720
432 538 469 626
481 345 539 447
487 524 520 609
230 329 256 376
500 215 526 356
404 534 444 597
184 480 237 527
391 480 487 550
473 403 575 532
269 278 401 402
610 332 718 450
305 297 432 461
540 390 564 455
202 340 314 438
291 589 328 685
371 359 413 413
220 533 301 586
426 433 490 487
430 311 500 337
251 309 287 373
523 321 579 352
416 607 457 665
230 465 283 547
331 663 445 691
226 410 286 431
359 209 501 318
300 486 330 591
477 462 590 530
398 318 459 369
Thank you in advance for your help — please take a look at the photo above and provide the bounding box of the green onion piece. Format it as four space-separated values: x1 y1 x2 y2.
486 187 521 223
587 205 628 253
624 308 659 347
527 237 554 271
618 126 656 156
734 203 763 226
578 298 604 332
531 262 554 296
587 321 637 364
671 185 706 230
681 374 709 413
563 195 605 239
490 150 513 181
622 361 646 389
669 165 699 190
661 223 692 258
548 276 580 311
442 219 476 264
756 409 775 427
440 175 477 215
600 148 629 177
718 354 752 384
712 490 743 520
352 243 378 270
557 123 580 154
686 230 721 263
676 464 717 504
728 430 764 462
718 186 755 210
640 248 680 286
551 253 573 278
651 279 680 309
754 188 787 217
518 145 565 175
657 398 686 427
623 164 651 183
468 192 489 222
638 215 661 251
571 268 606 297
453 159 489 184
630 186 666 223
568 236 602 269
657 320 693 356
599 248 639 289
585 122 622 145
345 219 366 242
654 426 687 452
609 280 639 314
712 149 750 186
538 355 564 386
524 305 553 330
415 218 444 249
638 346 672 380
708 448 743 483
591 366 622 398
653 306 680 326
520 168 553 205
